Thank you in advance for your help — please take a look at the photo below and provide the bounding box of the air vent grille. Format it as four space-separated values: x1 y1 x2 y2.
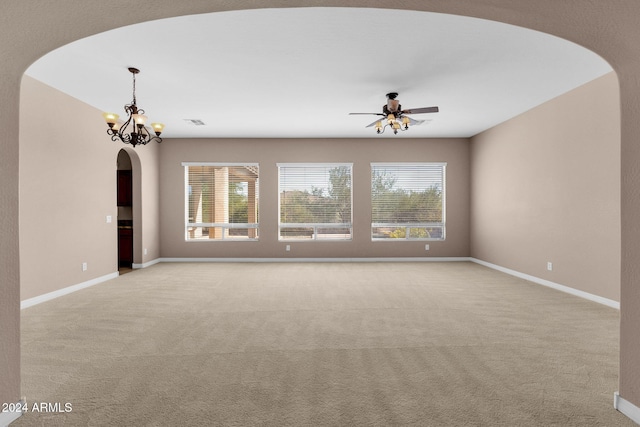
184 119 206 126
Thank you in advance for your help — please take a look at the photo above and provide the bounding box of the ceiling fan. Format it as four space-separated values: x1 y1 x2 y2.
349 92 439 134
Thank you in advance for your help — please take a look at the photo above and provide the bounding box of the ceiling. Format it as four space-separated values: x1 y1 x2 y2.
24 7 612 139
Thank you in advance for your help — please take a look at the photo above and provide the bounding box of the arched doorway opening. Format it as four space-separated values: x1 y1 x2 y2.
116 149 133 273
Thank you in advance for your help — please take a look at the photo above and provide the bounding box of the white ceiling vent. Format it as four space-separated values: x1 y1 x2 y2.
184 119 206 126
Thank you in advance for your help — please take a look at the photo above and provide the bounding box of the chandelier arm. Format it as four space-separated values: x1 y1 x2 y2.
120 114 134 142
106 113 133 144
110 129 131 144
107 129 122 143
139 123 163 144
139 123 151 142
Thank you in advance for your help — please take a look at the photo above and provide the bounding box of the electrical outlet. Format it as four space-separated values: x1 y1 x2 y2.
547 262 553 271
286 245 291 252
425 244 430 251
106 215 112 223
82 262 88 271
144 248 148 255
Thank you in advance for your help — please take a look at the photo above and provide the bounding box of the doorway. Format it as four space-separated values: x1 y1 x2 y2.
117 149 133 274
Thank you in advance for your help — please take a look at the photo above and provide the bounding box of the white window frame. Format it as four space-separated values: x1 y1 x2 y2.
183 162 259 242
371 162 446 241
278 163 353 241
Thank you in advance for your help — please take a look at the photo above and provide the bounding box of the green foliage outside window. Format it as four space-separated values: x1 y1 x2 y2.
280 166 352 225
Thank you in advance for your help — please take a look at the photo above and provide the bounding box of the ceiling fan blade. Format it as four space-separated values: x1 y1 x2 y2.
405 116 426 126
401 106 439 114
349 112 385 116
365 119 384 128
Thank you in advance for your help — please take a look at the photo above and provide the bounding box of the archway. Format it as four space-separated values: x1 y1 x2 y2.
116 149 134 272
116 147 143 272
2 3 640 425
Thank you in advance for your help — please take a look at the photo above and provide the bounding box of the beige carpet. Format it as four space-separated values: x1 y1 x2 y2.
15 262 633 426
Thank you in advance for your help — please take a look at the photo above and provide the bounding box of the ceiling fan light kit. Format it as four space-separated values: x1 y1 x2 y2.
350 92 439 135
103 67 164 147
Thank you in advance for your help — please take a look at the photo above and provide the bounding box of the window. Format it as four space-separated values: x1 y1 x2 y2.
371 162 445 241
278 163 352 240
183 163 259 241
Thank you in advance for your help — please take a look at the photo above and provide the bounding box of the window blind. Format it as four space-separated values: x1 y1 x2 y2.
278 163 352 240
183 163 259 241
371 162 445 240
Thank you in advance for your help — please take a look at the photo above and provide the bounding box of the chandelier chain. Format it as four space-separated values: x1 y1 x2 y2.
131 71 137 105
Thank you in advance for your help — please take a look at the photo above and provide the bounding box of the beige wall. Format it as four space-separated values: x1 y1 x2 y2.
138 148 162 265
19 76 161 300
159 138 470 259
471 72 620 301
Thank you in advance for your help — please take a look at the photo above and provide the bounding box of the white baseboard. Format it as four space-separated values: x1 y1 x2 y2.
157 257 472 263
470 258 619 309
132 258 161 269
20 272 119 310
614 392 640 424
0 399 24 427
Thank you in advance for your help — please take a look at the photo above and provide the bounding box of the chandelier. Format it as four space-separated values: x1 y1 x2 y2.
102 67 164 147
